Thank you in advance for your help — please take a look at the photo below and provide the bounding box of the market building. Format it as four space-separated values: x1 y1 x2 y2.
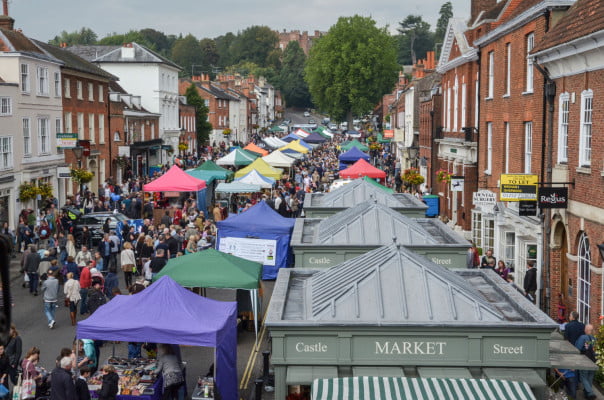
302 178 427 218
290 201 469 269
267 243 588 400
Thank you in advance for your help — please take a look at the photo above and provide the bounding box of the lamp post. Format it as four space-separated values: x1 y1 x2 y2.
71 146 84 196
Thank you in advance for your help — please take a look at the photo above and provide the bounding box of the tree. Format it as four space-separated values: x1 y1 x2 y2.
215 32 236 68
98 30 149 47
435 2 454 46
229 26 279 67
305 15 398 126
278 41 311 108
171 34 203 77
397 15 434 65
49 27 97 46
139 28 171 54
185 83 212 147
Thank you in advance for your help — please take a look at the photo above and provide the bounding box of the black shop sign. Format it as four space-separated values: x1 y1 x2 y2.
519 201 537 216
538 187 568 209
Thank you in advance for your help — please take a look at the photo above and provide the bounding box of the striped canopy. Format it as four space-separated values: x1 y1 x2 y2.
312 377 536 400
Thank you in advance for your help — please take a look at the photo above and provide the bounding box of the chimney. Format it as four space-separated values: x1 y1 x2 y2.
426 51 435 70
0 0 14 30
191 75 201 82
121 43 135 59
471 0 497 24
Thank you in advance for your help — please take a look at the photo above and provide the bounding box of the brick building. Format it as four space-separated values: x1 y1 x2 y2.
276 30 324 55
178 97 196 155
34 41 116 196
532 0 604 323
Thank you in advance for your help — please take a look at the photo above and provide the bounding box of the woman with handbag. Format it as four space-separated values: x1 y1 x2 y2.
156 345 184 400
5 325 21 385
64 272 81 326
120 242 136 289
20 348 40 400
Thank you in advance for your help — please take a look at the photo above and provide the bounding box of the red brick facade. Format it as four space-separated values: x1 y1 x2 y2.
179 100 196 155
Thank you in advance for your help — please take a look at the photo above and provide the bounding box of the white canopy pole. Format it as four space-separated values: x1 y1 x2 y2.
250 289 258 343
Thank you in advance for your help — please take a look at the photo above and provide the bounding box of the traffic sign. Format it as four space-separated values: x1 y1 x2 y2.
500 174 538 201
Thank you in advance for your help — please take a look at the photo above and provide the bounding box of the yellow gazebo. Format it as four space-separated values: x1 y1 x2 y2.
234 158 283 180
279 140 309 154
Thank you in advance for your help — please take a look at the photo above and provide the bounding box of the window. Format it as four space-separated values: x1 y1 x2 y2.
55 118 61 134
64 112 72 133
141 124 145 141
88 114 95 143
474 77 479 128
88 82 94 101
21 64 30 93
504 122 510 173
524 122 533 173
64 78 71 98
483 218 494 252
54 72 61 97
577 232 591 323
204 99 209 107
37 117 50 154
486 122 492 174
472 212 482 249
151 123 155 139
579 89 593 167
114 131 121 141
505 43 511 96
37 66 49 95
461 82 467 130
77 81 83 100
98 114 105 144
453 76 459 132
77 113 84 139
557 93 569 164
446 86 451 131
526 33 534 92
502 231 515 272
0 97 11 116
98 85 104 102
487 51 494 98
22 118 31 156
0 137 12 169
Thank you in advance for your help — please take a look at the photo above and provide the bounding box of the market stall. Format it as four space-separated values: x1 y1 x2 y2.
340 139 369 152
215 182 262 194
215 148 257 167
217 201 295 279
279 140 309 155
77 276 238 400
262 136 289 149
243 143 269 157
338 147 370 170
153 248 263 339
339 158 386 179
234 158 283 180
234 169 276 189
262 150 296 168
303 132 327 144
281 133 301 143
186 160 233 182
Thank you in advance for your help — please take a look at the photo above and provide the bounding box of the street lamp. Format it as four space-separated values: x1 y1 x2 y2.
71 146 84 195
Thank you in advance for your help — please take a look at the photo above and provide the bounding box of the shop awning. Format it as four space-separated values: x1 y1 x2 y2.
312 376 537 400
287 366 338 385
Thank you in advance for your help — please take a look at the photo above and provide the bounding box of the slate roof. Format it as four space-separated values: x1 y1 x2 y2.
69 43 181 70
308 244 503 323
33 40 117 80
316 178 424 209
0 28 61 64
533 0 604 53
67 45 120 62
480 0 507 22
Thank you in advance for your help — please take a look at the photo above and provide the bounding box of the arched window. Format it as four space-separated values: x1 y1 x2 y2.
577 232 591 323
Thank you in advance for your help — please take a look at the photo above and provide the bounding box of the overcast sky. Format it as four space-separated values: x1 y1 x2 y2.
10 0 470 42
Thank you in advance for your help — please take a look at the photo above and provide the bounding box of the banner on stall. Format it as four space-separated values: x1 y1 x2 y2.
218 237 277 266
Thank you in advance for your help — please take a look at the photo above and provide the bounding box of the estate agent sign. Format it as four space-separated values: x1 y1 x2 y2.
500 174 538 201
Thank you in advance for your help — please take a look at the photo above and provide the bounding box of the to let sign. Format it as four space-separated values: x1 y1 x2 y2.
538 187 568 209
500 174 538 201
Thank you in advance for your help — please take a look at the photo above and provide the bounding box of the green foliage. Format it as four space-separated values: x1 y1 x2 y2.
98 30 150 47
215 32 236 68
139 28 173 54
185 83 212 146
49 27 97 46
197 38 220 77
228 26 279 68
278 41 311 108
171 34 204 77
305 15 398 124
397 15 434 65
435 2 454 45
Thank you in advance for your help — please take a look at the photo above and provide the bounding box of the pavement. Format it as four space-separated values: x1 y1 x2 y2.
7 253 275 400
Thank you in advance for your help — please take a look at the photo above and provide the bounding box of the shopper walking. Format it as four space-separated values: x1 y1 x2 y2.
5 324 21 385
575 324 597 400
120 242 136 289
64 272 81 326
41 270 59 328
22 244 41 296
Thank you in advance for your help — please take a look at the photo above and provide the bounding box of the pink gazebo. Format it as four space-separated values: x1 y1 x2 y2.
143 165 206 192
339 159 387 179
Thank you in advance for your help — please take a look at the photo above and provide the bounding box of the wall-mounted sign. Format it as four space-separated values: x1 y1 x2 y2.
56 133 78 149
78 140 91 157
538 187 568 209
383 129 394 139
118 146 131 157
472 190 496 207
500 174 538 201
57 167 71 179
450 176 464 192
519 201 537 217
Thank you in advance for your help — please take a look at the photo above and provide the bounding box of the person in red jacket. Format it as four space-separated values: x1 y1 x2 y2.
79 264 92 315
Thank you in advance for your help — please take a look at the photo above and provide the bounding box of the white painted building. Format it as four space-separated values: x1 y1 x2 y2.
227 88 249 143
0 20 65 227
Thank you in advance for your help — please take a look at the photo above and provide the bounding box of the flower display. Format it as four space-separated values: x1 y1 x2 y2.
401 168 425 186
436 169 452 183
70 167 94 184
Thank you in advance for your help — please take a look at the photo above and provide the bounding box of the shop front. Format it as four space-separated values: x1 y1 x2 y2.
267 244 590 400
291 201 469 269
303 179 427 218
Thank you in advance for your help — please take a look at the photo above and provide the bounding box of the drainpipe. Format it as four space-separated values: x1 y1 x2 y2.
534 10 556 315
107 84 112 181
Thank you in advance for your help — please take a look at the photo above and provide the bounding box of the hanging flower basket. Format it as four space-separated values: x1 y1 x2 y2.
222 129 232 136
70 167 94 184
401 167 425 186
37 183 53 199
178 143 188 152
436 169 452 183
18 182 37 202
115 155 129 168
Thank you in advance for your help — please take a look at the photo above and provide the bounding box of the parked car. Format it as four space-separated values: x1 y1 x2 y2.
309 119 315 124
72 212 130 247
303 111 310 117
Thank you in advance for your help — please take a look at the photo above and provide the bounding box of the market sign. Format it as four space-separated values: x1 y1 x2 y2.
450 176 464 192
538 187 568 209
56 133 78 149
500 174 538 202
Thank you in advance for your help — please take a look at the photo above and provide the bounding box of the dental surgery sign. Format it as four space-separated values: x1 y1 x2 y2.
500 174 538 202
